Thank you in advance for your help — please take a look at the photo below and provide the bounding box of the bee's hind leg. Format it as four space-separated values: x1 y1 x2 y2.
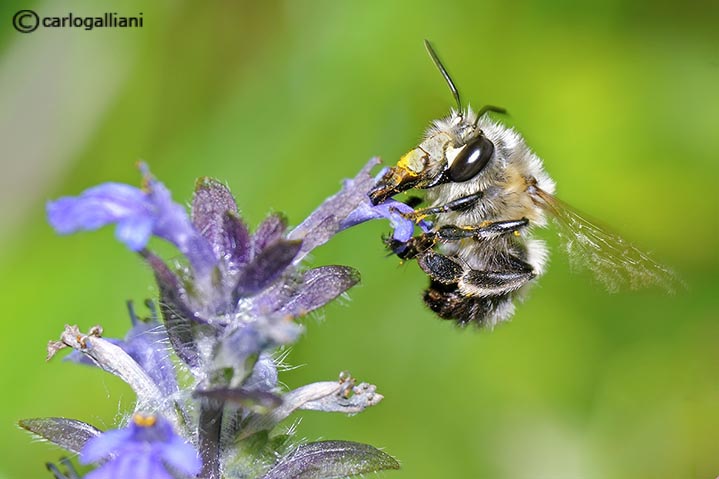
422 253 535 327
459 254 536 297
416 250 464 284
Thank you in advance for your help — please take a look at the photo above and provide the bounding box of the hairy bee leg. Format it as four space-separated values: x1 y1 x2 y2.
401 192 483 220
437 218 529 241
417 250 464 284
459 255 536 296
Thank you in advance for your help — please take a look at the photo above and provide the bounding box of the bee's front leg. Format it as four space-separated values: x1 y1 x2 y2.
400 192 483 222
385 231 436 260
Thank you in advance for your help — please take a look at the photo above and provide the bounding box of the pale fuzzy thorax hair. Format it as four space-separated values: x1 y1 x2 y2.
420 107 555 282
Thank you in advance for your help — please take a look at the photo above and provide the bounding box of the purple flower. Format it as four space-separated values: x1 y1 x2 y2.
80 413 201 479
27 159 405 479
46 164 216 275
340 166 431 243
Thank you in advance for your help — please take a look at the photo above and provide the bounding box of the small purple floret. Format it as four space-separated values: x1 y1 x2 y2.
341 198 428 243
339 167 431 243
46 165 216 275
80 414 201 479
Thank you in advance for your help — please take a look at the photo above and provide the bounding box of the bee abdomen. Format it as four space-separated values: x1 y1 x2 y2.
423 280 512 327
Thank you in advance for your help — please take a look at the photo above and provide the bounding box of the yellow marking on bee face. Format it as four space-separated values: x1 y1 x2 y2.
513 230 521 237
133 413 157 428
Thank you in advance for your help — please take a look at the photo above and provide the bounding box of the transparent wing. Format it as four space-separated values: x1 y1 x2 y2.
530 187 684 293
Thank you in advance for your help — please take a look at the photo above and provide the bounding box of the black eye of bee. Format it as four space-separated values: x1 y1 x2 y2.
448 134 495 182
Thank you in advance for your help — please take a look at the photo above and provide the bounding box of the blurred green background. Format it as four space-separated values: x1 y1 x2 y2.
1 1 718 478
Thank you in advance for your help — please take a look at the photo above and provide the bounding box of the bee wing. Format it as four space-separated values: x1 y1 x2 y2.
530 187 683 293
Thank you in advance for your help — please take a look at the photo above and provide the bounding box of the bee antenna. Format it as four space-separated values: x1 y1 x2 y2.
473 105 508 127
424 39 462 113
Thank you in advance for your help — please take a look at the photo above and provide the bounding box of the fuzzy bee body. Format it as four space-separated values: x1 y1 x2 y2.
374 110 556 326
369 41 680 327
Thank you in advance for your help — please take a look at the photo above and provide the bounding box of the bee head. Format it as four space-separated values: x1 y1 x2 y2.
368 41 504 205
369 107 504 205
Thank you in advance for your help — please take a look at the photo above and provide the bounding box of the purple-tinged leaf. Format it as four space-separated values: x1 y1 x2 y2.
192 178 248 266
223 211 252 271
289 158 379 262
234 240 302 298
253 213 288 256
261 440 400 479
140 250 200 368
19 417 102 454
277 266 360 318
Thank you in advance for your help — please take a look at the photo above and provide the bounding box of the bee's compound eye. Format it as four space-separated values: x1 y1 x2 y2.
448 135 494 183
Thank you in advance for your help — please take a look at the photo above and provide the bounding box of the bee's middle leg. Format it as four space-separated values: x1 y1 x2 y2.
437 218 529 241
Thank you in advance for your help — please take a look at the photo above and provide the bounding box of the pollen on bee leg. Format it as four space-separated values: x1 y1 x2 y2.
513 230 521 237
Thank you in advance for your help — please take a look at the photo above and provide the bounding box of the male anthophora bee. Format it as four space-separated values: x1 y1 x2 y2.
369 40 680 328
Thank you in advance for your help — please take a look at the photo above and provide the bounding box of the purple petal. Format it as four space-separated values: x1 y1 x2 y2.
252 213 287 256
47 166 217 275
115 215 154 251
143 173 216 275
81 416 199 479
123 321 178 396
160 436 202 476
277 266 360 318
234 239 302 298
80 428 133 463
341 185 431 243
288 158 380 261
47 183 151 248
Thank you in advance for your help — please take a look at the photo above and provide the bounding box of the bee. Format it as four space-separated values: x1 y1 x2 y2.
368 40 680 328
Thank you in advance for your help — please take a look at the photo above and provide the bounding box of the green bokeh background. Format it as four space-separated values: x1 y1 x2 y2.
1 1 717 478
